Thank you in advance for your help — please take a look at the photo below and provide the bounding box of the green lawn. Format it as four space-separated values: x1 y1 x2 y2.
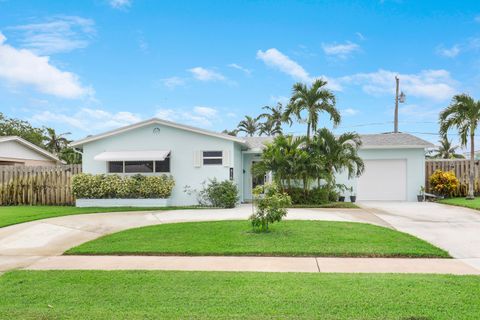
67 220 449 258
439 197 480 210
0 205 198 228
0 270 478 319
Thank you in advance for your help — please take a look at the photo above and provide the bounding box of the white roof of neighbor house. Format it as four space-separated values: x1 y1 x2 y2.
0 136 62 162
71 118 246 147
243 132 434 151
94 150 170 161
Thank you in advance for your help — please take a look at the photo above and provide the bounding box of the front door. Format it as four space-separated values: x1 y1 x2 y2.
251 160 266 191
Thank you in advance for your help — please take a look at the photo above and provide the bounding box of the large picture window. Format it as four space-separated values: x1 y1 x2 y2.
108 161 123 173
125 161 154 173
203 151 222 165
107 157 171 174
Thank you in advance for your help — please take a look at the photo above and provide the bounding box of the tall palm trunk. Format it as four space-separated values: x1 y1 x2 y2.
468 133 475 199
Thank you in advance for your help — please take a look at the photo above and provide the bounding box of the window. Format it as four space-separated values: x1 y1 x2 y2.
125 161 154 173
155 156 170 173
108 157 170 173
203 151 222 165
108 161 123 173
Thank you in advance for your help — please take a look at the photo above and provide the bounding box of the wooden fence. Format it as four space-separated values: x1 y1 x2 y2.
425 159 479 196
0 165 82 206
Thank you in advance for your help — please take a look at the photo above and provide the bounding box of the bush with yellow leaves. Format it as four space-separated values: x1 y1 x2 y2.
429 170 459 197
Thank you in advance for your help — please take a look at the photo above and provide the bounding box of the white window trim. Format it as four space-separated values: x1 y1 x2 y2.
202 150 223 166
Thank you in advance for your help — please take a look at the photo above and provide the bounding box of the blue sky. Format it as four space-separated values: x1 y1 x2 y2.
1 0 480 147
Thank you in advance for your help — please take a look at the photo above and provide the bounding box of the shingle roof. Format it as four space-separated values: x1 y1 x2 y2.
243 132 433 150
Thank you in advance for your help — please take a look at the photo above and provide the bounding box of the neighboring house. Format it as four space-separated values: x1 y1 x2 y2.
0 136 63 166
71 118 433 205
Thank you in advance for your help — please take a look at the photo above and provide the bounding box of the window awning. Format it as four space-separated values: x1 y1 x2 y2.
94 150 170 161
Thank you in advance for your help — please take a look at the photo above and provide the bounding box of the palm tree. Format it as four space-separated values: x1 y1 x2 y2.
258 103 289 136
221 129 238 136
311 128 364 188
252 135 306 190
258 120 282 136
285 79 340 140
44 127 71 155
440 94 480 199
237 115 259 137
431 136 464 159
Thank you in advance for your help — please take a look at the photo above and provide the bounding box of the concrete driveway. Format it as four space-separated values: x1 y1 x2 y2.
359 201 480 270
0 205 381 271
1 202 479 273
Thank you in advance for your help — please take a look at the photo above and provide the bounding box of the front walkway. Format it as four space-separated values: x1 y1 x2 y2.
1 203 479 274
24 255 480 275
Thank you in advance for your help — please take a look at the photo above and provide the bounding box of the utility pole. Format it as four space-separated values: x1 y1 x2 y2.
394 76 405 133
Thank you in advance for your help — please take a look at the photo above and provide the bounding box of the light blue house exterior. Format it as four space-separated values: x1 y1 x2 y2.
72 118 432 205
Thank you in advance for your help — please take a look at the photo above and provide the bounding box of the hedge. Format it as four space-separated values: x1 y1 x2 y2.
72 173 175 199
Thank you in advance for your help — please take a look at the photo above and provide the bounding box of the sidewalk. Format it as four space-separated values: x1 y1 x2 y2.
22 255 480 275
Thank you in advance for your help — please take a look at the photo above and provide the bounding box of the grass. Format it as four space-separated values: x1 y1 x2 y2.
67 220 449 258
289 202 359 208
0 205 199 228
0 270 479 319
439 197 480 210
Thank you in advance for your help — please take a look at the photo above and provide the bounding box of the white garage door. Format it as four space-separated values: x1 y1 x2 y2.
357 159 407 201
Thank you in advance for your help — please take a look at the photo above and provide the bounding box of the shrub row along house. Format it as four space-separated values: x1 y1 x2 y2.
71 117 433 205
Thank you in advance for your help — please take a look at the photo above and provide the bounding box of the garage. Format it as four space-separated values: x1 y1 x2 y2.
357 159 407 201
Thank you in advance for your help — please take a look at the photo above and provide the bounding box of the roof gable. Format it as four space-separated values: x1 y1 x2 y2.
0 136 61 162
71 118 246 147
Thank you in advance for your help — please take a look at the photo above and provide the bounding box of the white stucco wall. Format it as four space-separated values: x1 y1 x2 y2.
0 140 52 161
335 148 426 202
81 123 243 205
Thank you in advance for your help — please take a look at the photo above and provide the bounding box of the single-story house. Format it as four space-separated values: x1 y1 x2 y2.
71 118 433 205
0 136 62 166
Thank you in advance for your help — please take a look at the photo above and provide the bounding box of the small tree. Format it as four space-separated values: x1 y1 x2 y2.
250 183 291 232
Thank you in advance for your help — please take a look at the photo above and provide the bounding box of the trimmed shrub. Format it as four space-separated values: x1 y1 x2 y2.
250 183 292 232
429 170 459 197
195 178 239 208
184 179 239 208
72 173 175 199
285 186 337 205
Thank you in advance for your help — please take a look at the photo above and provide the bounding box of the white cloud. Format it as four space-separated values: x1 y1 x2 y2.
270 95 290 105
0 32 91 99
322 41 360 59
188 67 226 81
161 76 186 89
32 108 141 132
437 45 460 58
8 16 95 55
228 63 252 74
256 48 342 91
193 106 217 118
155 106 220 127
109 0 131 9
340 69 457 101
355 32 365 41
341 108 359 116
256 48 310 82
398 103 440 119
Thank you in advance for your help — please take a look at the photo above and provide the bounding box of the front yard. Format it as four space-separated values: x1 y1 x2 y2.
439 197 480 210
0 270 478 319
67 220 449 258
